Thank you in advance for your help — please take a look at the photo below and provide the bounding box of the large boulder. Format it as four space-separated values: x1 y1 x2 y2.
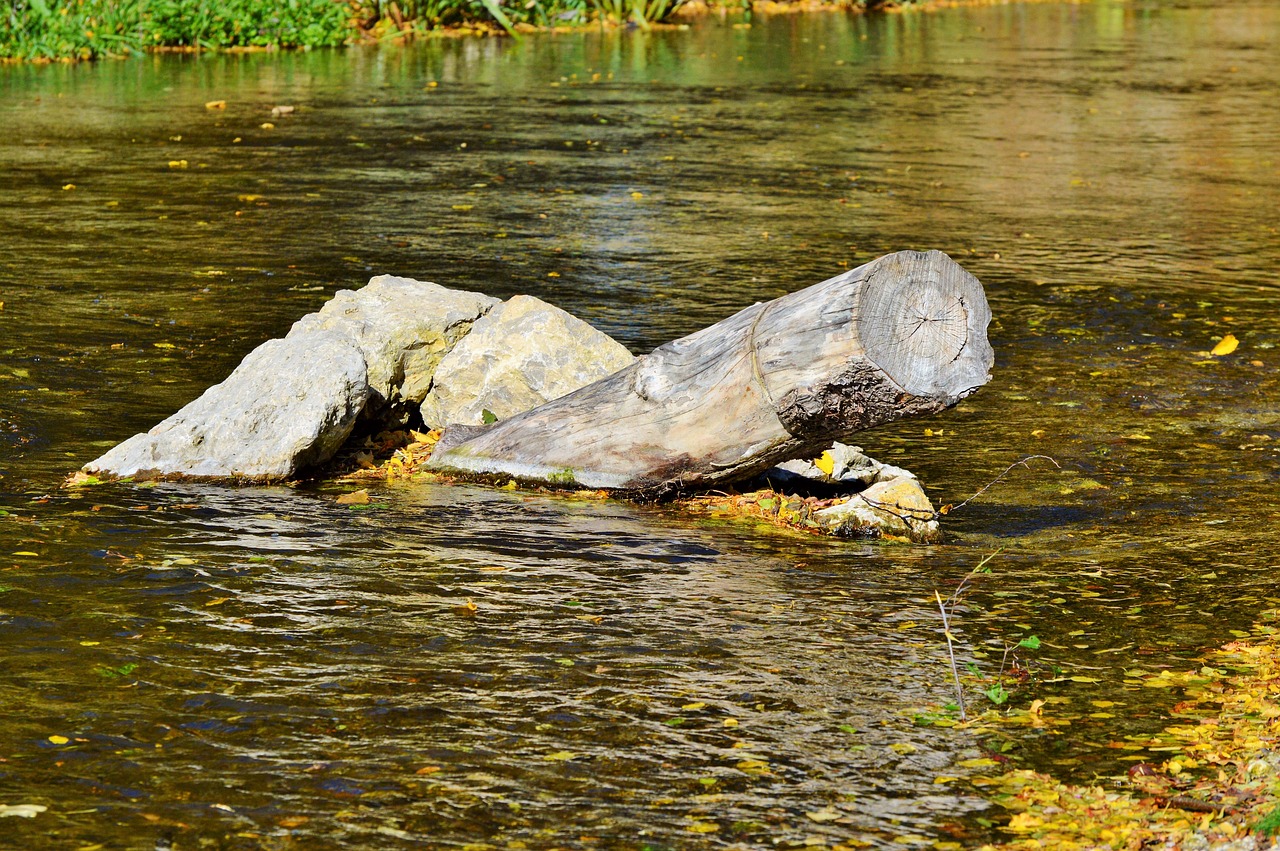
287 275 499 419
419 294 636 429
83 331 368 481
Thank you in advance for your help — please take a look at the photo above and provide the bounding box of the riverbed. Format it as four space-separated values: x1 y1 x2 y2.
1 1 1278 847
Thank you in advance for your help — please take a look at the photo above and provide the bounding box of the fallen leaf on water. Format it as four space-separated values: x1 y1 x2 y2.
1212 333 1239 356
630 191 645 200
454 599 478 617
414 766 441 775
336 490 370 505
277 816 308 828
204 597 230 607
682 702 706 711
806 808 841 822
204 100 226 109
544 751 577 761
0 804 47 818
687 822 718 833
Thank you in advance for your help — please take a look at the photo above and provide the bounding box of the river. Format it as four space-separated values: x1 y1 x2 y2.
1 1 1278 847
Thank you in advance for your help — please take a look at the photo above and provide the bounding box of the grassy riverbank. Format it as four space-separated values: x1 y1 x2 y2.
2 0 924 62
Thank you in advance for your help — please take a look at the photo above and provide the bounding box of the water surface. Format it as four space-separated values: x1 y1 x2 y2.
2 1 1279 847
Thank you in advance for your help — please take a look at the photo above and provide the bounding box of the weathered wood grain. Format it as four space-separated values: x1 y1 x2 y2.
428 250 993 499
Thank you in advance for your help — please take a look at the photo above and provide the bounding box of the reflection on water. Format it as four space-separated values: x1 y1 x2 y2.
1 0 1279 846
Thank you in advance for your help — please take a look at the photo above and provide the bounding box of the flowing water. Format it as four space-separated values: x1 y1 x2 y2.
2 1 1279 847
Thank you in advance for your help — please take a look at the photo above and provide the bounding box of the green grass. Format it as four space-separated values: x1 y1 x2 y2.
2 0 350 61
2 0 903 62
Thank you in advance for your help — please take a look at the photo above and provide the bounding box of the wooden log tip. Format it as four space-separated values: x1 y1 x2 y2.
857 250 994 402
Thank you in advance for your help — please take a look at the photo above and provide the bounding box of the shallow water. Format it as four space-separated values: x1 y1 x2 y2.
1 1 1279 847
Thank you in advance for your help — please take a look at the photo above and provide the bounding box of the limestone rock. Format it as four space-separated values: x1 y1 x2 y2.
766 443 915 488
287 274 499 416
84 331 368 481
419 294 635 428
813 475 941 542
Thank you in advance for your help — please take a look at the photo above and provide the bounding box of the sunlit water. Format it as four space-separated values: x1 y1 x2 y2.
1 1 1279 847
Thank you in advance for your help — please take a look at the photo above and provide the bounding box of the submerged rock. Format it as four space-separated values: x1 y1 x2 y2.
419 294 636 429
84 331 368 480
287 274 499 419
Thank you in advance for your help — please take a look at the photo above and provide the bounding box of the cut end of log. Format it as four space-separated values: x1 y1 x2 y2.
856 250 993 402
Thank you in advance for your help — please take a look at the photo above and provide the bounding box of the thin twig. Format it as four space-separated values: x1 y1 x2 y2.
936 589 967 722
943 455 1061 515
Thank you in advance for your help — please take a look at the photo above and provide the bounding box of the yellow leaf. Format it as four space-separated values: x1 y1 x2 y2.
49 735 70 744
1211 333 1239 356
814 450 836 476
153 342 176 349
1007 813 1043 832
167 160 188 169
336 489 370 505
260 122 275 130
204 597 230 607
451 204 474 211
62 183 76 190
630 191 644 200
204 100 227 109
805 808 841 822
933 775 959 784
237 194 262 202
687 822 718 833
956 757 999 768
545 751 577 761
681 702 706 711
1070 675 1101 683
13 551 38 557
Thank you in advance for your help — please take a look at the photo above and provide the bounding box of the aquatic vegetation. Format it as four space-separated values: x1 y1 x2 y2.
965 611 1280 848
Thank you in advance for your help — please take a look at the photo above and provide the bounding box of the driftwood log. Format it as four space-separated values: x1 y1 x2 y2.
428 250 993 499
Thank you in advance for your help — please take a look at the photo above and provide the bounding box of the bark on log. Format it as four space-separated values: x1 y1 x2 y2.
427 250 993 499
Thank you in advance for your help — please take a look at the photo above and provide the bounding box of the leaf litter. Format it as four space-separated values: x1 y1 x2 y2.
961 607 1280 849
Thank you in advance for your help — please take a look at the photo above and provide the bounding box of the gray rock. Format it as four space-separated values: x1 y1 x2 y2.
287 274 499 416
813 476 941 542
766 442 915 488
419 294 635 428
84 331 368 480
